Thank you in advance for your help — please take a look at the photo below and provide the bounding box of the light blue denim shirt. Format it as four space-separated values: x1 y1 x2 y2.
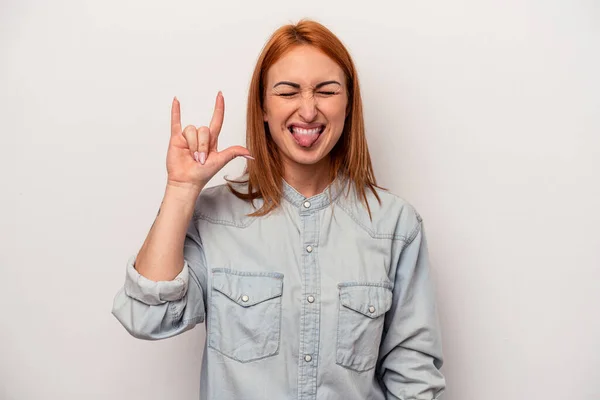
112 175 445 400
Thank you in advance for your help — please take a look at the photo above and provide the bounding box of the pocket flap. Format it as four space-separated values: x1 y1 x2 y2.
212 269 284 307
339 283 393 319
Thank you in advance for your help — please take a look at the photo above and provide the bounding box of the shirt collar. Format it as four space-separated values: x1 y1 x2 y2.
282 173 349 210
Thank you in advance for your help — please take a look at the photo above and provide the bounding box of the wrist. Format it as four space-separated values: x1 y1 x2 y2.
165 181 203 203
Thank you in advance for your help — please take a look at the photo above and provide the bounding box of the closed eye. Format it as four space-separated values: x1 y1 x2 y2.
277 92 299 97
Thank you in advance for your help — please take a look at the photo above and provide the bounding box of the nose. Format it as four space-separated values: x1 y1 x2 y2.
298 94 318 122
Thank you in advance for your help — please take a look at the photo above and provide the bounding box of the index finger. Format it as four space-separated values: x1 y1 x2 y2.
209 91 225 136
171 97 182 137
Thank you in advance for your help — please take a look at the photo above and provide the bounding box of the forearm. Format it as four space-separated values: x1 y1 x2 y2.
135 182 203 282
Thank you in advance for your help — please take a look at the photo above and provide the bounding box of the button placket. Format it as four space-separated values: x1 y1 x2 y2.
297 198 320 399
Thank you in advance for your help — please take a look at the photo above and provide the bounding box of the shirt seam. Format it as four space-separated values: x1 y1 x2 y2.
404 219 422 246
193 212 256 228
336 201 413 242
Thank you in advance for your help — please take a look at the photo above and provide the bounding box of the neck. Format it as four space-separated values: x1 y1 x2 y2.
282 156 333 198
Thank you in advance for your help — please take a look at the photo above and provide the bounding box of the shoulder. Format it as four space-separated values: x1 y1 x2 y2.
336 184 422 242
193 180 259 228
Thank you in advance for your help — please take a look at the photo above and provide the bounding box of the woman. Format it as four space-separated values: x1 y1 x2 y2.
112 20 445 400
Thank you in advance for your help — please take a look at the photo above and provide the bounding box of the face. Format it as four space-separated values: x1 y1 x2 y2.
263 45 348 169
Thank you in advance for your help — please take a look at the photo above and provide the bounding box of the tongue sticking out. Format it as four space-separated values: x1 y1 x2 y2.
292 132 321 147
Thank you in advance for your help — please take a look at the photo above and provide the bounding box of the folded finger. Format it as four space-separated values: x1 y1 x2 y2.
182 125 198 160
197 126 210 165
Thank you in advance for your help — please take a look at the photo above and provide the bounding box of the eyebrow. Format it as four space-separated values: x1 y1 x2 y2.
273 80 342 89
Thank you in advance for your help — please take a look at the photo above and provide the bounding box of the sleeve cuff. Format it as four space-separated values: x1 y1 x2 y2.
123 255 189 306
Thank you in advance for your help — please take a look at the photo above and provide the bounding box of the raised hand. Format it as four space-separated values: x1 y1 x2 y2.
166 92 253 191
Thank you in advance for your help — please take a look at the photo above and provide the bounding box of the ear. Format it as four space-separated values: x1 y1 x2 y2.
263 110 268 122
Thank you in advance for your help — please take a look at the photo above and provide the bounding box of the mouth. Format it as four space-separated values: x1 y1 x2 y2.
287 124 326 148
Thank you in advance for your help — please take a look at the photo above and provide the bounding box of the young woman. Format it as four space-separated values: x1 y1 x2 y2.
112 20 445 400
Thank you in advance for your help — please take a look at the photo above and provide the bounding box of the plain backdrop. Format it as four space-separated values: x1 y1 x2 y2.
1 0 599 399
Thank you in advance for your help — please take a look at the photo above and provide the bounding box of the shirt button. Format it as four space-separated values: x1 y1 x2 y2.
306 245 313 253
304 355 312 362
241 295 249 303
303 201 311 208
368 306 376 313
307 295 315 303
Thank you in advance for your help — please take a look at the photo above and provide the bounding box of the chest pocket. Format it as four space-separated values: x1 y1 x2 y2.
208 268 284 363
336 282 393 372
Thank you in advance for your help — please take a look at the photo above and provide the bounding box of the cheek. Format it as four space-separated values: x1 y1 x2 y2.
321 100 347 125
265 104 295 125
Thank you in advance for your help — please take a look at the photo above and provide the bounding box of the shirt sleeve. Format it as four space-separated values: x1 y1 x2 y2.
377 220 446 399
111 217 207 340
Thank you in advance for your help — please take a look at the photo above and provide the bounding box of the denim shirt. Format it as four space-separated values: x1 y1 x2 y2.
112 175 446 400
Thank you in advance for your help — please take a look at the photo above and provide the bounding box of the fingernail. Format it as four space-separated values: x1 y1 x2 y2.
199 152 207 165
242 155 255 160
194 151 200 163
218 91 222 97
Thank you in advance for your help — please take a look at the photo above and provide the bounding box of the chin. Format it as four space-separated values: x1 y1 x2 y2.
286 149 329 166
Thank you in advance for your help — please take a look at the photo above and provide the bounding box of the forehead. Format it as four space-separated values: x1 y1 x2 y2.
266 45 345 86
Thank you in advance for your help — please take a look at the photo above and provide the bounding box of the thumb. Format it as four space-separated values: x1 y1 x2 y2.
215 145 254 168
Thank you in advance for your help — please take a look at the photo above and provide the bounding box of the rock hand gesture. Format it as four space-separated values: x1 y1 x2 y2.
166 92 253 191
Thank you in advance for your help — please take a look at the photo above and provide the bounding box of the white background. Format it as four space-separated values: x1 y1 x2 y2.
1 0 599 399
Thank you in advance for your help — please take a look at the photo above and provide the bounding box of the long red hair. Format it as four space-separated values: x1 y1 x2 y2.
227 19 381 217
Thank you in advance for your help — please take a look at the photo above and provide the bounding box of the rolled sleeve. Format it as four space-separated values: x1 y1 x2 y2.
112 218 207 340
124 255 189 306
